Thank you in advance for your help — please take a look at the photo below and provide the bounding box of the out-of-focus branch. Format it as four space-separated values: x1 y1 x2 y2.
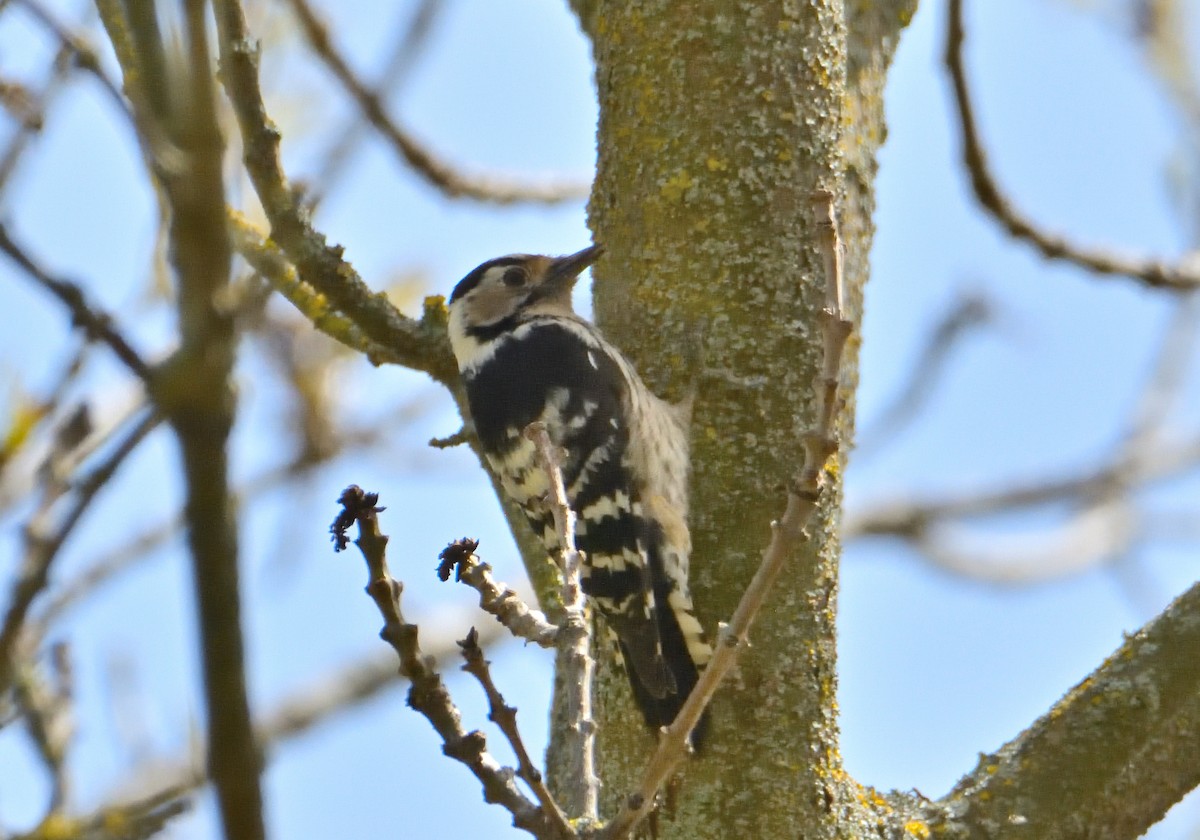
945 0 1200 290
12 641 74 813
602 191 852 839
857 288 996 455
0 409 158 694
283 0 588 205
1122 292 1199 446
928 581 1200 838
110 622 507 804
10 0 129 116
847 294 1200 586
0 14 72 194
306 0 442 206
891 501 1136 586
23 415 414 651
0 223 154 384
211 0 459 385
132 4 263 837
332 486 555 837
846 433 1200 540
11 785 191 840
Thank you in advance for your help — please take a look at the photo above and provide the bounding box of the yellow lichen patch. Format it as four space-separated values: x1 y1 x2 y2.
706 156 728 172
660 169 695 203
30 814 78 840
422 294 448 324
905 820 932 839
777 148 794 162
1 395 47 466
101 810 131 833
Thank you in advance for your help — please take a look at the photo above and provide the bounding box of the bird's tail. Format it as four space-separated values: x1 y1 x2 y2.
614 536 712 745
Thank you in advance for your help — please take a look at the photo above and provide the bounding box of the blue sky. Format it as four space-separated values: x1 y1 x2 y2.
2 0 1199 837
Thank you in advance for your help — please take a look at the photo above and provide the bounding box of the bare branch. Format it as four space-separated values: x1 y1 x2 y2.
845 433 1200 540
24 418 405 652
0 223 154 384
848 295 1200 586
602 190 852 839
306 0 443 205
459 628 573 838
12 641 74 812
928 581 1200 838
437 539 559 648
945 0 1200 290
210 0 458 384
10 785 191 840
333 486 555 837
10 0 129 117
283 0 589 205
857 288 996 455
228 211 402 365
1121 292 1200 446
140 8 264 837
525 422 599 826
0 409 159 694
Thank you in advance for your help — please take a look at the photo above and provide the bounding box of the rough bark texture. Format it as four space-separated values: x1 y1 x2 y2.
547 2 917 837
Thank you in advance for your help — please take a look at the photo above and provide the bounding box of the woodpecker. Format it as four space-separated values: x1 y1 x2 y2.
447 244 711 738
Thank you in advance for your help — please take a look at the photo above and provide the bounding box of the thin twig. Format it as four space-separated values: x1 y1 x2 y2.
525 421 599 826
459 628 573 838
0 409 159 694
228 211 400 365
307 0 443 206
437 539 559 648
24 420 402 649
945 0 1200 290
211 0 460 385
0 11 73 195
857 289 995 456
601 190 852 839
107 623 506 806
9 785 192 840
0 222 154 384
333 486 554 837
845 431 1200 540
1122 293 1200 447
12 641 74 813
10 0 130 116
283 0 589 205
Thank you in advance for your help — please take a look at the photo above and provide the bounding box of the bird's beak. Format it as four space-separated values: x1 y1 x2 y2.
544 244 604 291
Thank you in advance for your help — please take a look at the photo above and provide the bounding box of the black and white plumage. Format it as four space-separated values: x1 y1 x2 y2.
447 244 711 736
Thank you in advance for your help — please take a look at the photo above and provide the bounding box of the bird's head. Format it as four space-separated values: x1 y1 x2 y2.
446 244 603 368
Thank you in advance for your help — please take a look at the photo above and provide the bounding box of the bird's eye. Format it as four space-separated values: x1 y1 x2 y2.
502 267 528 287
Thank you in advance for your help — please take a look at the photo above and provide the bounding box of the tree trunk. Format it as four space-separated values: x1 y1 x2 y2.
546 2 917 836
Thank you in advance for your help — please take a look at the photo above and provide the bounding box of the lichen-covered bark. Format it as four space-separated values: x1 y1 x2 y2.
549 2 917 837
